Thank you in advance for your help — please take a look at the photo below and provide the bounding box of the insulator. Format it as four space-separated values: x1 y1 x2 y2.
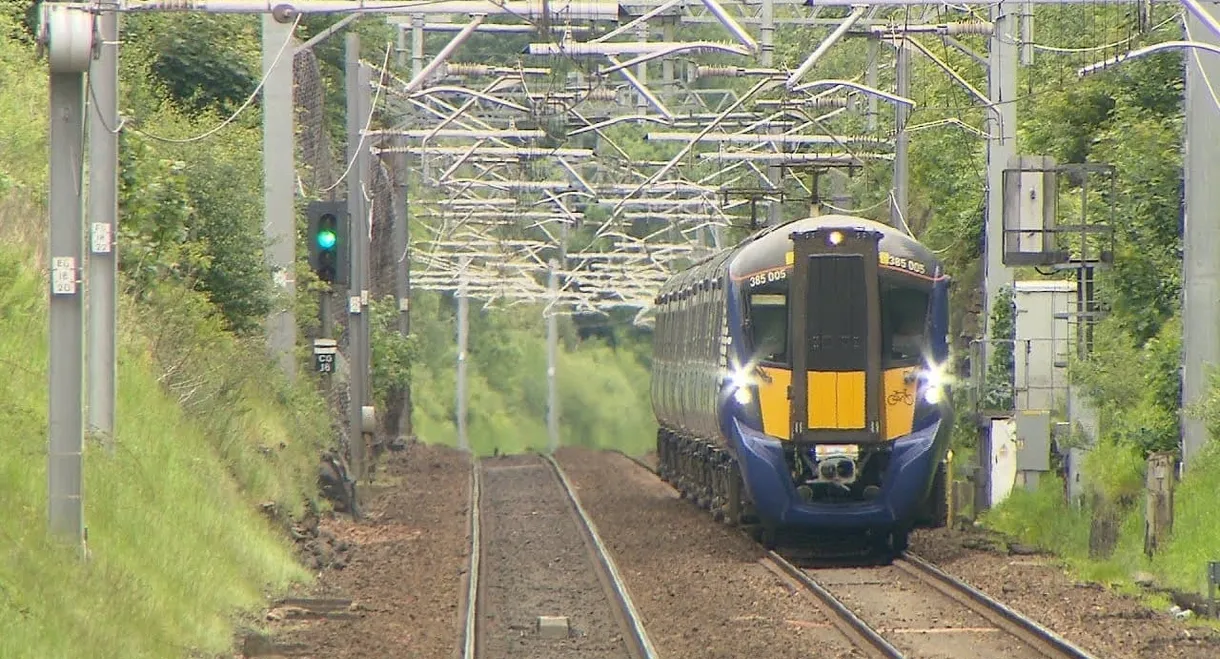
695 66 745 79
147 0 196 9
803 97 849 110
946 21 994 36
446 63 493 77
581 87 618 102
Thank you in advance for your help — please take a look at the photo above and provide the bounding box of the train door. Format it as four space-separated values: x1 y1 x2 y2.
786 227 886 448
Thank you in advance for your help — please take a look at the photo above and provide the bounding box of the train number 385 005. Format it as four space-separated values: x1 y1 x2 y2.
747 268 788 288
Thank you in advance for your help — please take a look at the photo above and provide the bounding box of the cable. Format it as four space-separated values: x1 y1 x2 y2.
1023 12 1183 54
821 195 891 216
320 40 395 194
125 13 301 144
986 10 1183 54
384 11 676 301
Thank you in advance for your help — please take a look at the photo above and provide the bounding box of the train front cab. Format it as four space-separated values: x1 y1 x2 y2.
723 224 953 551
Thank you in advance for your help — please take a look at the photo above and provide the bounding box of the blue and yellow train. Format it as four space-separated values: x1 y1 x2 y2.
651 214 953 553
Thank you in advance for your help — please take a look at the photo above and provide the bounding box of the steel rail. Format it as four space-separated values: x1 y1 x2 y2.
762 552 905 659
542 453 660 659
609 449 1100 659
607 450 899 658
895 552 1098 659
460 459 482 658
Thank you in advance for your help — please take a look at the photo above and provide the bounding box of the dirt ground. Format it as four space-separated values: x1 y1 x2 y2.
250 441 471 659
912 527 1220 659
555 446 867 659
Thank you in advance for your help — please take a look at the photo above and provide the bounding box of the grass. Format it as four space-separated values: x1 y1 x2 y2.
0 16 46 200
981 441 1220 616
0 232 329 658
0 20 334 656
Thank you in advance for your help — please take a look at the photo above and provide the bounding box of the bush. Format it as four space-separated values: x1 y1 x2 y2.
983 474 1089 558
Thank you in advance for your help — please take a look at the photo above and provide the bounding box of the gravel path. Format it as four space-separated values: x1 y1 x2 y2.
556 446 867 659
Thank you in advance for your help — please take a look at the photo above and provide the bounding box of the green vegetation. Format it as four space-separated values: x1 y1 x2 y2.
891 5 1220 606
0 6 659 655
0 10 332 657
981 286 1016 412
0 245 328 658
3 0 1219 652
370 293 657 457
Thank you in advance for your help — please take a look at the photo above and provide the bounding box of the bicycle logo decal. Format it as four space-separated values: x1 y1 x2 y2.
887 389 913 406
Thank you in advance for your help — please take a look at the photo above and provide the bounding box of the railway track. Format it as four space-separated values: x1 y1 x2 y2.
611 449 1098 659
458 452 658 659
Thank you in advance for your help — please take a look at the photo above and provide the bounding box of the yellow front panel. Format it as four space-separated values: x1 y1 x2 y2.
755 365 921 441
808 371 837 428
835 371 866 429
758 366 791 438
882 366 918 440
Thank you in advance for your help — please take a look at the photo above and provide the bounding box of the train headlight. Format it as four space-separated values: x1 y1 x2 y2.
734 386 753 405
924 384 943 404
728 366 757 406
921 361 949 405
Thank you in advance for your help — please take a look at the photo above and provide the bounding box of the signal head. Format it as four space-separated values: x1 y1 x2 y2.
317 226 337 250
306 200 348 285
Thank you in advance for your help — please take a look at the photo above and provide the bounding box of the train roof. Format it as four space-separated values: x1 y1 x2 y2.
727 214 944 283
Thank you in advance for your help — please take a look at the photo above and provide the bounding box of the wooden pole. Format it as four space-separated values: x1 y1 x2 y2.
1144 451 1176 557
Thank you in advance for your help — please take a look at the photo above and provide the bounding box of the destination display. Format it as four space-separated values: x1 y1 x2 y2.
740 249 932 288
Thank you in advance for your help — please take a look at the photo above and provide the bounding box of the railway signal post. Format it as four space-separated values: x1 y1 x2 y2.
307 200 347 394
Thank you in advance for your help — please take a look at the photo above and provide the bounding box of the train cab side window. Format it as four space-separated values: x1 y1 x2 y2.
747 290 787 365
880 281 930 364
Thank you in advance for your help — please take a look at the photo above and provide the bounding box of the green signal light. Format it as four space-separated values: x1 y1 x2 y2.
317 229 337 250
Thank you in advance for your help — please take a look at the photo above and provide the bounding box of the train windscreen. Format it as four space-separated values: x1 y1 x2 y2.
881 281 930 364
746 270 930 368
806 254 868 371
747 291 787 364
